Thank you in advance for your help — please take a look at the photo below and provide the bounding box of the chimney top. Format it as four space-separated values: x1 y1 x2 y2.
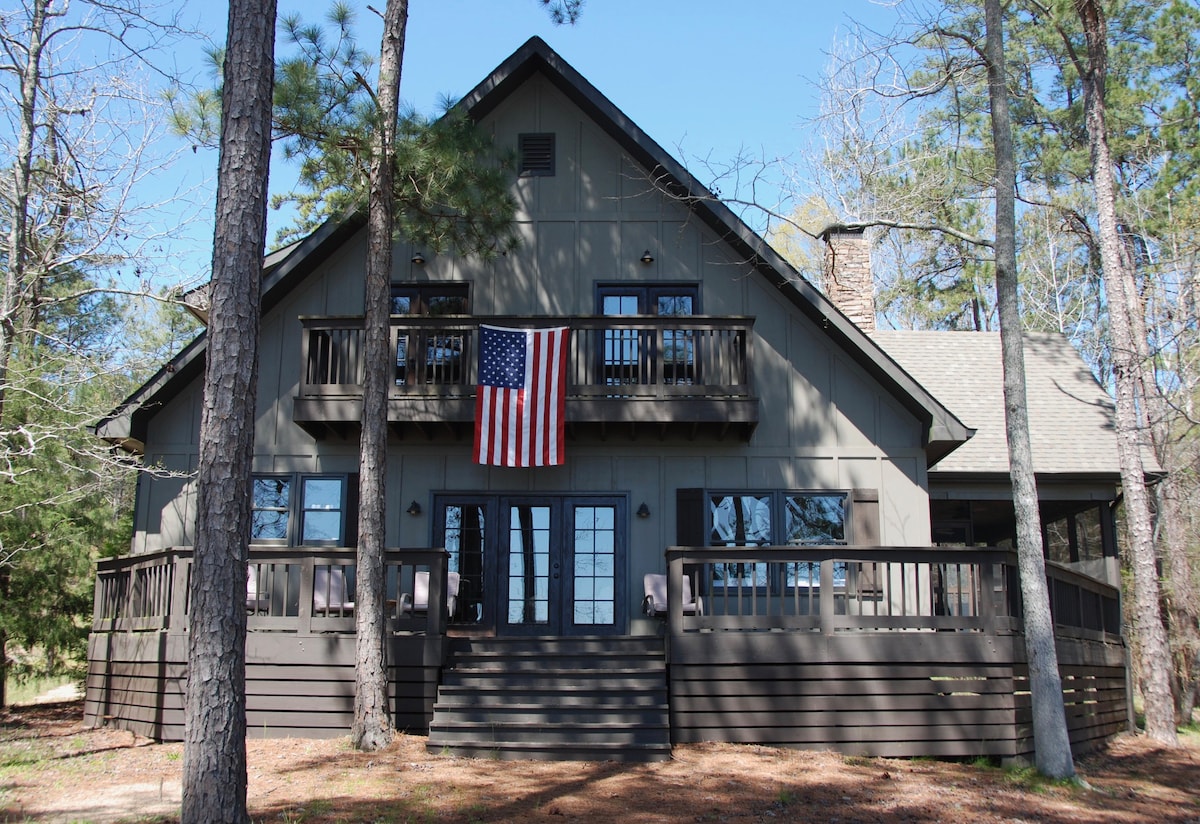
822 227 875 332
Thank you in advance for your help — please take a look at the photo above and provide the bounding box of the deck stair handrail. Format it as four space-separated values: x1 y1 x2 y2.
93 547 452 636
298 314 754 400
664 545 1121 640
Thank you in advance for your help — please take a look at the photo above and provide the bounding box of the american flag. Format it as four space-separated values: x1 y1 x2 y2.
473 325 569 467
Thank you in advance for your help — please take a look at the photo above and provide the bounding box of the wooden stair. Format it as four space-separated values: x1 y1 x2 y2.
426 636 671 762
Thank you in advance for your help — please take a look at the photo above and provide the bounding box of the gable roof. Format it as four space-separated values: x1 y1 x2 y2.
97 36 971 462
871 330 1132 479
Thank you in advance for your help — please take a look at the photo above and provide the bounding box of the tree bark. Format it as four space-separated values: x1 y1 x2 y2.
351 0 407 752
984 0 1076 779
1 0 49 435
1073 0 1178 746
181 0 276 820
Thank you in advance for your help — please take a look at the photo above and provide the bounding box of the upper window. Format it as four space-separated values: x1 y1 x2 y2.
518 132 555 176
251 475 348 546
597 284 700 387
390 283 469 316
391 284 470 386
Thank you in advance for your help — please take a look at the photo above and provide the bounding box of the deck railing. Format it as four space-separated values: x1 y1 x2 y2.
665 545 1121 640
298 315 754 400
92 547 452 635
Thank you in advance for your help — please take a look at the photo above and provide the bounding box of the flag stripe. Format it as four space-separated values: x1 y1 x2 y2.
473 325 569 467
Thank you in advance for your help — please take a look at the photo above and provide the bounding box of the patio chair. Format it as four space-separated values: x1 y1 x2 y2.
642 572 703 618
246 564 271 614
313 565 354 613
399 570 460 620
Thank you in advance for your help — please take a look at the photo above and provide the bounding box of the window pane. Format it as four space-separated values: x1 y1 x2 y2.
427 295 467 315
253 478 289 510
251 510 288 541
301 478 344 544
656 295 693 316
785 494 846 545
303 479 342 510
302 512 341 543
710 495 771 545
251 477 290 542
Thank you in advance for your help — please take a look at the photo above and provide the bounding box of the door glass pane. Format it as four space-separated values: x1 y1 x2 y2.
444 504 486 624
602 295 641 387
572 505 616 625
508 505 551 625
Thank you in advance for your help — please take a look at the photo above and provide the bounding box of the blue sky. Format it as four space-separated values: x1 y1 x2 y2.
162 0 903 278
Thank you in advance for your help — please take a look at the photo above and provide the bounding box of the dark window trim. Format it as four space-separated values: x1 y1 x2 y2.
389 282 471 316
250 473 351 547
702 489 855 593
595 282 702 315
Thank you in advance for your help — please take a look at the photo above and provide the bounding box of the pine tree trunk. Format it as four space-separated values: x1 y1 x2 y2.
351 0 407 752
984 0 1076 779
181 1 276 821
1073 0 1178 746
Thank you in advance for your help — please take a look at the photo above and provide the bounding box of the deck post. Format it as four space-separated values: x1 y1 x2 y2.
819 556 835 634
667 553 685 635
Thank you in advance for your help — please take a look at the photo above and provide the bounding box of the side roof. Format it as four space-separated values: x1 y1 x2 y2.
96 36 971 462
871 330 1141 480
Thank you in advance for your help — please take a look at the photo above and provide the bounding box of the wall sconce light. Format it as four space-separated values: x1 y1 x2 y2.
411 251 426 265
636 502 651 519
406 500 422 516
639 250 655 264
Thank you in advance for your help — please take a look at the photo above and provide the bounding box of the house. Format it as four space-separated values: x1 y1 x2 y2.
85 37 1128 762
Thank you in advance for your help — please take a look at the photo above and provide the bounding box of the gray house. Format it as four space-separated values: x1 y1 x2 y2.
86 37 1127 762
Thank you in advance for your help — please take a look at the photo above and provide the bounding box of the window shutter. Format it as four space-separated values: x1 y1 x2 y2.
344 474 359 548
675 488 706 547
851 488 880 593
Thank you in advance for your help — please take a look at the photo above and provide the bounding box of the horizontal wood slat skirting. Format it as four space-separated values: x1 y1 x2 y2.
667 633 1128 760
84 630 444 742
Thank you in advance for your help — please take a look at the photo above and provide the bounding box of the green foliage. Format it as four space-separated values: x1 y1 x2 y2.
173 5 521 255
0 348 134 689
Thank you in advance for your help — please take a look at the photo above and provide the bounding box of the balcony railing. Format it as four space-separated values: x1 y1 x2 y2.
295 315 758 436
664 545 1122 640
92 547 452 636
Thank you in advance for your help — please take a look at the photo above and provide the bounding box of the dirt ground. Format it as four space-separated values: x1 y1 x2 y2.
2 700 1199 824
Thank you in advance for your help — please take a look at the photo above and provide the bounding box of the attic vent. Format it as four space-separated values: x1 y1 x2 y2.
519 132 555 176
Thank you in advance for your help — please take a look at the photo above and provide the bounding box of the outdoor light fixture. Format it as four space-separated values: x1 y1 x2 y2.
637 502 651 518
411 251 426 265
406 500 422 516
640 250 655 264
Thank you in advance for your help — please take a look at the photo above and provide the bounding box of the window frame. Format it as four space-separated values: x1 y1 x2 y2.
703 489 854 593
250 473 351 547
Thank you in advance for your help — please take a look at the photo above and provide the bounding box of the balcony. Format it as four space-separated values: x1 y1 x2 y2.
294 315 758 441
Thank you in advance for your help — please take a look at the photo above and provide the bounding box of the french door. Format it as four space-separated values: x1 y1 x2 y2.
435 495 627 636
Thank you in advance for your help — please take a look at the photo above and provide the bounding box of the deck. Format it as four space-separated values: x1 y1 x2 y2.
294 315 759 440
85 544 1128 759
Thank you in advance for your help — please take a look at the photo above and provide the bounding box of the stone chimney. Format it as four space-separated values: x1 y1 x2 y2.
821 226 875 332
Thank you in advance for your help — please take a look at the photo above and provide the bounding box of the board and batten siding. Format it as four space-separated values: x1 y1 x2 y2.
127 67 932 569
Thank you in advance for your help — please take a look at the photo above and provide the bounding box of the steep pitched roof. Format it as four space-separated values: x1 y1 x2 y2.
97 37 970 462
871 330 1131 479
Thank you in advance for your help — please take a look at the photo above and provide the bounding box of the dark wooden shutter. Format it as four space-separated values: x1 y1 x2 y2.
344 474 360 548
851 488 880 593
676 488 705 547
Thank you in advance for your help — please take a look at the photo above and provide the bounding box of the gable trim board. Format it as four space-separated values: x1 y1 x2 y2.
96 37 969 465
